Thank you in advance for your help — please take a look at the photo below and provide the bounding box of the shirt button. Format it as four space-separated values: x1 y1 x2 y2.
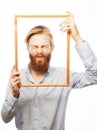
43 126 47 130
35 104 37 107
34 118 38 121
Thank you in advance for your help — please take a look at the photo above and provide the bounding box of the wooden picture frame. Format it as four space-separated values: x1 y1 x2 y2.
14 15 70 87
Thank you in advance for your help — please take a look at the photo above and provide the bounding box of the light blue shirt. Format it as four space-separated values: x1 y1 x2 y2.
1 41 97 130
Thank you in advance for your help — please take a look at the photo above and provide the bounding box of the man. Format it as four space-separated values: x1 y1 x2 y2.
1 12 97 130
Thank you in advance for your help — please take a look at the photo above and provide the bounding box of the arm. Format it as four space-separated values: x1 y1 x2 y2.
60 12 97 88
70 41 97 88
1 66 21 123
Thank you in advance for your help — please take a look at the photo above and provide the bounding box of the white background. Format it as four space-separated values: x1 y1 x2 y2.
0 0 97 130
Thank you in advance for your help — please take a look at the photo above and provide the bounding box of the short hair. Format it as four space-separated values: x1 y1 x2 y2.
25 25 54 47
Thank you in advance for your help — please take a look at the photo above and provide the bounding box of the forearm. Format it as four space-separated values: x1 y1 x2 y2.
74 34 83 45
1 95 18 123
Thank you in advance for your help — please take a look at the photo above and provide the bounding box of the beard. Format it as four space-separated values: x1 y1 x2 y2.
29 53 51 74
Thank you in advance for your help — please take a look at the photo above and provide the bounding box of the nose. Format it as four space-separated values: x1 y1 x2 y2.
37 47 42 53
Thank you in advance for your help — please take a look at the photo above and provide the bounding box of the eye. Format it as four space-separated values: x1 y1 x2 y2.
42 45 49 49
30 45 38 49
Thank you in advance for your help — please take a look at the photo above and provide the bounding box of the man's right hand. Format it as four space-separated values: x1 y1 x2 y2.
10 66 21 98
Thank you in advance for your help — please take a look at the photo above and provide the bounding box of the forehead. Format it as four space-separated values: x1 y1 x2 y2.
29 33 50 45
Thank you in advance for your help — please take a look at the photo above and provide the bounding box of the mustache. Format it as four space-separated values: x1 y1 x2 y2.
34 54 46 58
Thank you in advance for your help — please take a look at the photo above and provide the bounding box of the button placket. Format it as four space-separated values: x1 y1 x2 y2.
33 88 39 130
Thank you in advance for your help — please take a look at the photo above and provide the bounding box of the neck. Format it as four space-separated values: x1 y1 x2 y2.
31 68 44 76
29 64 47 83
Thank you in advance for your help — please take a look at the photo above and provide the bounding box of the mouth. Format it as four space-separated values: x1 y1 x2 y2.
36 55 45 58
36 56 45 60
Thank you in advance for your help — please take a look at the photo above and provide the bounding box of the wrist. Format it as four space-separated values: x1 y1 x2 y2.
13 92 20 98
74 35 83 44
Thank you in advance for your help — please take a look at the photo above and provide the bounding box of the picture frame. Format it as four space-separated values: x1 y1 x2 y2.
14 15 70 87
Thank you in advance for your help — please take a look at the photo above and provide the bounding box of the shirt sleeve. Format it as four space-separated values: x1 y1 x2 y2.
1 83 19 123
70 41 97 88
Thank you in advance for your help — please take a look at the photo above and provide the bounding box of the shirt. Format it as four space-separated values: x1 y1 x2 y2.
1 41 97 130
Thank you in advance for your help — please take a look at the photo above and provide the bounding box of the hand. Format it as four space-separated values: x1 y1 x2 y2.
60 12 83 44
10 66 21 98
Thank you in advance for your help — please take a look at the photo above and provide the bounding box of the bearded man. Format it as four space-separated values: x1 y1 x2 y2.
1 12 97 130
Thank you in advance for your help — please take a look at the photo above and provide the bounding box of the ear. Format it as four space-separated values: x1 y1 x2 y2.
27 44 29 51
51 44 54 51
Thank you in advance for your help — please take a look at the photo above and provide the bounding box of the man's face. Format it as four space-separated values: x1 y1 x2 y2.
28 33 54 73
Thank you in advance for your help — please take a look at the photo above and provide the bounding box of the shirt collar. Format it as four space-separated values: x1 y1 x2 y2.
25 64 50 83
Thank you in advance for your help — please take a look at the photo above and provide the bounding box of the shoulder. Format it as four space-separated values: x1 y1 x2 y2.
48 66 66 75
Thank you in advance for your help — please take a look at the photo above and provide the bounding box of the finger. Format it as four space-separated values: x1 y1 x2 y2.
60 22 71 32
65 11 74 18
11 65 16 72
10 72 20 79
10 69 20 79
11 76 21 82
60 26 67 32
64 11 71 17
11 79 21 88
60 18 71 28
10 75 21 85
13 71 20 77
12 86 20 93
60 26 70 32
10 65 16 78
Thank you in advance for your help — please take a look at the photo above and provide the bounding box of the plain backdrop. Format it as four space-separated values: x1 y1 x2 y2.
0 0 97 130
